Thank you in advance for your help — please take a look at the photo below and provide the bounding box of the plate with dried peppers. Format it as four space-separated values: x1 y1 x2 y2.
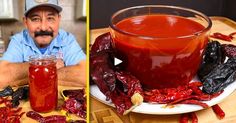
90 32 236 115
90 80 236 115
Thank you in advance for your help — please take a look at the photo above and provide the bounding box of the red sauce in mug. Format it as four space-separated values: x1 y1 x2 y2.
113 14 208 89
29 59 58 112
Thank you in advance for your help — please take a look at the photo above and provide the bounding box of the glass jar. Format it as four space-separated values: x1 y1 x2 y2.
110 5 212 89
29 55 58 112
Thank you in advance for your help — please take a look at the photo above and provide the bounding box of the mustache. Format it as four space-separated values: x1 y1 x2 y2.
34 31 53 37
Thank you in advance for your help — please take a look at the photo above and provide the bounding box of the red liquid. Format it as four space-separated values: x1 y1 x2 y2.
112 14 208 89
29 60 58 112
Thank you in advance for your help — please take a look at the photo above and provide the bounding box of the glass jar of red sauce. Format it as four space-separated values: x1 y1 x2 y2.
110 5 212 89
29 55 58 112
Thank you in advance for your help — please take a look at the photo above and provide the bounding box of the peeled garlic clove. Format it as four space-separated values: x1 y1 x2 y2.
131 93 143 105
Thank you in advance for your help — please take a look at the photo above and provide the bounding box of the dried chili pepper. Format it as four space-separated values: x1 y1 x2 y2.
90 35 115 97
210 32 233 41
197 41 224 81
144 82 223 108
0 86 29 107
212 104 225 119
90 33 116 99
90 33 144 115
62 98 86 119
91 51 134 115
43 115 67 123
106 71 143 114
180 112 198 123
179 99 209 108
62 89 85 98
90 32 113 54
144 86 193 104
196 41 236 94
61 89 86 119
12 86 29 107
222 44 236 57
202 57 236 94
180 113 189 123
26 111 44 122
190 112 198 123
26 111 67 123
0 100 25 122
229 32 236 39
0 86 14 97
110 90 133 114
144 83 195 104
115 71 143 100
0 86 29 122
90 51 116 99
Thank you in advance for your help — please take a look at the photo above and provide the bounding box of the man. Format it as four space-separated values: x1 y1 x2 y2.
0 0 86 88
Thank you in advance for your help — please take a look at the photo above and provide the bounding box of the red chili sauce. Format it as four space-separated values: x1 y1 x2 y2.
29 60 58 112
113 14 208 89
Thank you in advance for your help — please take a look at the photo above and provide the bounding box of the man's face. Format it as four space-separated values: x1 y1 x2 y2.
24 6 61 48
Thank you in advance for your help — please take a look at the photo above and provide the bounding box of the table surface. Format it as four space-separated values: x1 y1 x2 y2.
8 85 85 122
90 16 236 123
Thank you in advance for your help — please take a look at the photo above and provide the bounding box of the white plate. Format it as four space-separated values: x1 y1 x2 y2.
90 80 236 115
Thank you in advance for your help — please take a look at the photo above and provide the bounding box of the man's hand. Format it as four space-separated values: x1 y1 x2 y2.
58 59 86 87
0 61 29 88
56 59 65 69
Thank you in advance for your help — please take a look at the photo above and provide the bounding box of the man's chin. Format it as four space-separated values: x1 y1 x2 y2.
35 37 52 47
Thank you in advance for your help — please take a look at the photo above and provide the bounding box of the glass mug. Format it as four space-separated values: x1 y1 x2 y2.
110 5 212 89
29 55 58 112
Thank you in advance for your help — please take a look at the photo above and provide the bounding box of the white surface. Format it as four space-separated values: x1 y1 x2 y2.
90 80 236 115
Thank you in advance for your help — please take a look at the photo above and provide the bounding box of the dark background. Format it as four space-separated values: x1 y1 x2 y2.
90 0 236 29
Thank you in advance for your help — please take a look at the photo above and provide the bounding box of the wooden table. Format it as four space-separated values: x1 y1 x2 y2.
10 85 85 122
90 17 236 123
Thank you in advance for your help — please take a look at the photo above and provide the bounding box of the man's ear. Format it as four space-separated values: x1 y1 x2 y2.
23 17 28 28
58 14 61 22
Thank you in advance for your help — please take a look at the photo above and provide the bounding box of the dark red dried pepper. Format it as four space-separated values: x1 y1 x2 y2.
180 112 198 123
26 111 67 123
43 115 67 123
115 71 143 97
179 99 209 108
212 104 225 119
26 111 44 122
180 113 189 123
62 89 85 99
62 98 86 119
144 81 223 108
229 32 236 39
61 89 87 119
90 32 114 54
90 51 116 100
190 112 198 123
222 44 236 57
90 33 143 115
210 32 236 42
0 98 25 123
110 90 133 114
